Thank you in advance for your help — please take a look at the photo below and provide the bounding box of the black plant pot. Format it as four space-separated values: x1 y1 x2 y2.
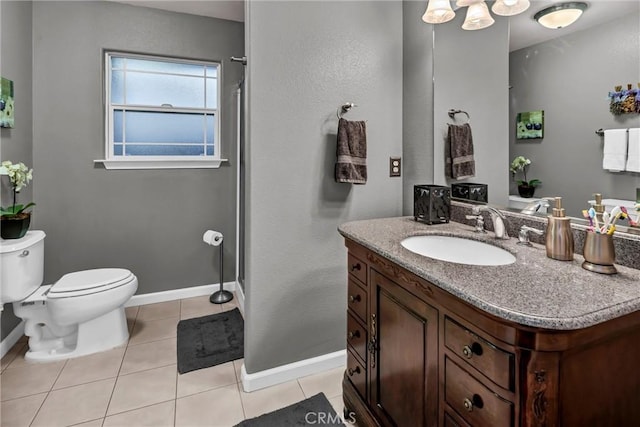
1 214 31 239
517 184 536 198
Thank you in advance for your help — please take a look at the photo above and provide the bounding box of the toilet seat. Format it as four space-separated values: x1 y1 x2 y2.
48 268 136 299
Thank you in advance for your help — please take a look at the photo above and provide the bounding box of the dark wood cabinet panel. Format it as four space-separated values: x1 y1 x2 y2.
445 357 513 427
347 277 367 323
348 252 367 284
369 270 439 427
347 312 367 364
445 317 514 391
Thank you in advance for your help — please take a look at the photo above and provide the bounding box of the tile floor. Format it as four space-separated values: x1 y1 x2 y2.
0 294 346 427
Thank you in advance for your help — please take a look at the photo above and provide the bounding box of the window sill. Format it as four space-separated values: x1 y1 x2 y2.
94 158 228 170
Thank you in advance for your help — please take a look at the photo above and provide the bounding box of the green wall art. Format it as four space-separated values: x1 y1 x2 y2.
516 110 544 140
0 77 15 128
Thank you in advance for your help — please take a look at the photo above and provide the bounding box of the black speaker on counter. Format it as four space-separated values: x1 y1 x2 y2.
414 185 451 225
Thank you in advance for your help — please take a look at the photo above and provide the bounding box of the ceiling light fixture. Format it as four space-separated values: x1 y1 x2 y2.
422 0 530 30
534 2 588 29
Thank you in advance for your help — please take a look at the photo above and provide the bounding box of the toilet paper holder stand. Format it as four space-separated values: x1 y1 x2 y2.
204 231 233 304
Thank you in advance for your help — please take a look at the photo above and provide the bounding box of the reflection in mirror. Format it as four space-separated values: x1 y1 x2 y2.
509 2 639 225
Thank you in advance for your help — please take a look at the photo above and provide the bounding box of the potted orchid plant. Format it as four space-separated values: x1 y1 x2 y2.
510 156 541 198
0 160 35 239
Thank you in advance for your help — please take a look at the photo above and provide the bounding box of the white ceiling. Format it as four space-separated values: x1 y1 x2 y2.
509 0 639 51
110 1 638 51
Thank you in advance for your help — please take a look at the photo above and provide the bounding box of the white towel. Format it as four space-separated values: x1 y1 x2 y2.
602 129 628 172
625 128 640 172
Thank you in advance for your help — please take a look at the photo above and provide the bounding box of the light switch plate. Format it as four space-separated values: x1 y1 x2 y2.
390 157 401 177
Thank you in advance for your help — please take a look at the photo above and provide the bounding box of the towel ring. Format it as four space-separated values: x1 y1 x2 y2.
448 109 470 123
337 102 357 119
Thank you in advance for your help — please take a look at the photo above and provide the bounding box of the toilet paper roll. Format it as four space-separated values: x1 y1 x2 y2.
203 230 223 246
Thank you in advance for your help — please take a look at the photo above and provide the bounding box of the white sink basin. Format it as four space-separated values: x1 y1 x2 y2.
401 235 516 266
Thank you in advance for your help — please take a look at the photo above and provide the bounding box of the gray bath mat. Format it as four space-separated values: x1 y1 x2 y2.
234 393 345 426
177 307 244 374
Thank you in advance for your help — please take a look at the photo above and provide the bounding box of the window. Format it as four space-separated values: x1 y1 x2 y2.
98 52 225 169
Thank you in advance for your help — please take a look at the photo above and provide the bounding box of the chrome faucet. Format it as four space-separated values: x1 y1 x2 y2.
520 199 550 215
471 206 510 239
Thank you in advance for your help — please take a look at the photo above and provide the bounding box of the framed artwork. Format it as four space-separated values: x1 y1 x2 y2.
516 110 544 139
0 77 14 128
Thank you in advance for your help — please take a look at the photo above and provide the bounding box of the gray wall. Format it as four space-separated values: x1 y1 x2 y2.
0 0 33 339
433 12 510 207
31 2 243 293
402 0 435 215
510 12 640 217
244 0 403 373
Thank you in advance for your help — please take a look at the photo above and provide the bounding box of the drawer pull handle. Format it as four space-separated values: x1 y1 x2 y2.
348 366 361 376
462 342 483 359
351 263 362 272
348 330 360 339
463 394 484 412
349 294 361 303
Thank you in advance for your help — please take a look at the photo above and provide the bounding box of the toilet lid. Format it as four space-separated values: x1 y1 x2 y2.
48 268 135 297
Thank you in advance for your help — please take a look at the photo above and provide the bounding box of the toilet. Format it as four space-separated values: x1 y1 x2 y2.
0 230 138 362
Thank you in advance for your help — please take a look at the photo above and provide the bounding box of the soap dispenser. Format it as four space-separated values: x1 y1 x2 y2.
545 197 574 261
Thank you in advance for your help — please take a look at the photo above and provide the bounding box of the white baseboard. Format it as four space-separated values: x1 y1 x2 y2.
125 281 236 307
241 349 346 392
0 320 25 359
234 281 245 315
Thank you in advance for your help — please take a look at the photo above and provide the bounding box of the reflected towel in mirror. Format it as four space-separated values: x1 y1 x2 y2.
625 128 640 172
602 128 627 172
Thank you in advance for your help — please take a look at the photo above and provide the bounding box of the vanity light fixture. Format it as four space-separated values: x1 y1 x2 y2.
462 1 494 30
422 0 456 24
422 0 530 30
534 2 588 29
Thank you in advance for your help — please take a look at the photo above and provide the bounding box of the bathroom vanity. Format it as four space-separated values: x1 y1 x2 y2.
339 217 640 426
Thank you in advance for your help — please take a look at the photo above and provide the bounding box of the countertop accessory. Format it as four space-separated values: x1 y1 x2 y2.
451 182 488 203
545 197 574 261
517 225 543 246
583 231 617 274
414 185 451 225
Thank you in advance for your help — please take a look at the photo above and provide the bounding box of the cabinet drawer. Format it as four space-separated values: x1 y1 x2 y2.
348 253 367 284
347 350 367 400
347 278 367 322
445 358 513 427
347 312 367 363
445 411 471 427
445 317 514 390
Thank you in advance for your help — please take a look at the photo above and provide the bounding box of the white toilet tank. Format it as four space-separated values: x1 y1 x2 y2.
0 230 45 307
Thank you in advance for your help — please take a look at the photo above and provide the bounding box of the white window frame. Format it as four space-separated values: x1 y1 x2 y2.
95 51 227 170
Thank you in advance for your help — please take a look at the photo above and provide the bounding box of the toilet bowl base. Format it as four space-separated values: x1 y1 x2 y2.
24 306 129 362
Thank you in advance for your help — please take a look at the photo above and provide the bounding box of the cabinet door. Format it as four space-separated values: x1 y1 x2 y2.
369 270 439 427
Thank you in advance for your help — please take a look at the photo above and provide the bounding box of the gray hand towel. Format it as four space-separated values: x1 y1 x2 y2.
446 123 475 180
335 118 367 184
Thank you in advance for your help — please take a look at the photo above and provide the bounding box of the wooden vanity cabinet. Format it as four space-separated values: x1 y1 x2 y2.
342 238 640 426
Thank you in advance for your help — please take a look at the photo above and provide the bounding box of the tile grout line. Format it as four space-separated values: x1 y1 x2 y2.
102 311 137 422
29 358 69 427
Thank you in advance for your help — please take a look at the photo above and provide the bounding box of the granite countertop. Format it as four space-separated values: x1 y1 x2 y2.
338 216 640 330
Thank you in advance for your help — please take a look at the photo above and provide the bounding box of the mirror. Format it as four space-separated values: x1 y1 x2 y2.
508 1 640 223
432 1 640 230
